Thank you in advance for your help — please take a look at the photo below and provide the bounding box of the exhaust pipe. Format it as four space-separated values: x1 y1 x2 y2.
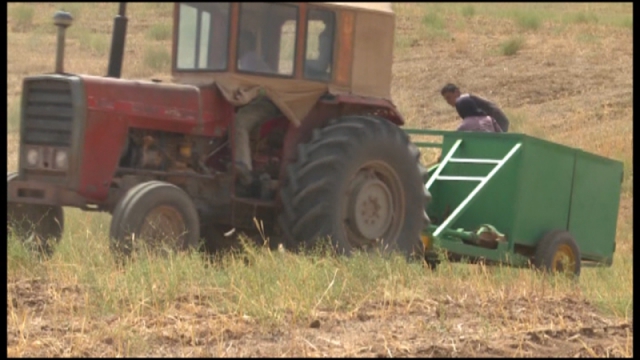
107 3 128 78
53 11 73 74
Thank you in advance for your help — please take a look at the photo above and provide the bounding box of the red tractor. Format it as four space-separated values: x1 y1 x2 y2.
7 2 430 259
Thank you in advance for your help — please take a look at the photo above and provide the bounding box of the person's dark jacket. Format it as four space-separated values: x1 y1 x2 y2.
461 93 510 132
455 96 503 133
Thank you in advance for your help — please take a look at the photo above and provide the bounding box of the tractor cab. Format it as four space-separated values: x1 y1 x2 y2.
169 2 399 125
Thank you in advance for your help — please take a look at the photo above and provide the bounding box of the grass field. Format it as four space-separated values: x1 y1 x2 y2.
7 2 633 357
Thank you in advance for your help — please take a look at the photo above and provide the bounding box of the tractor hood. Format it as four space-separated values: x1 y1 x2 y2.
79 74 232 137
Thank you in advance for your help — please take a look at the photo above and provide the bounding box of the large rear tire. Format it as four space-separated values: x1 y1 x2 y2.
7 172 64 256
109 181 200 259
278 115 430 258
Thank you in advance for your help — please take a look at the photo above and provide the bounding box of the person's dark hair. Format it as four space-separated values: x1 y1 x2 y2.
441 83 459 96
455 96 486 119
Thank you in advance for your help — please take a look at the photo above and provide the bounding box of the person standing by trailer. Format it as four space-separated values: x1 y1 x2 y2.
436 95 503 162
441 83 510 132
455 96 503 133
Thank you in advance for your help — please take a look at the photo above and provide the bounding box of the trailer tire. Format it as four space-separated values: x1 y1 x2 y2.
278 115 430 259
109 181 200 259
534 230 581 277
7 172 64 256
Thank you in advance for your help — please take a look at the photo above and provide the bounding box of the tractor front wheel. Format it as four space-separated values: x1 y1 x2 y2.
278 115 430 258
7 172 64 256
109 181 200 259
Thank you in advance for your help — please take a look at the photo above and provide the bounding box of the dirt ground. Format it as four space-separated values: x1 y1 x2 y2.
8 278 632 357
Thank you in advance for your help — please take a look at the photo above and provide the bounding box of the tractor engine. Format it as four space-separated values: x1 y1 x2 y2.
119 117 288 182
120 130 204 173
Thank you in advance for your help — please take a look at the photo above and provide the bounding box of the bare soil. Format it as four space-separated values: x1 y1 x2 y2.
8 278 632 357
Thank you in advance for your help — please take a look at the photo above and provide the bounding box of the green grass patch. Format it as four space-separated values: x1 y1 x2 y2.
576 33 600 44
589 13 633 29
75 32 110 56
460 4 476 18
503 110 526 132
579 232 633 318
7 197 633 328
7 225 632 325
10 4 35 32
564 11 599 25
499 36 525 56
503 109 545 139
618 154 633 195
143 45 172 72
7 98 21 133
551 23 569 36
453 17 467 31
421 12 450 39
146 23 172 42
26 34 45 52
395 36 420 50
422 12 446 30
513 11 542 31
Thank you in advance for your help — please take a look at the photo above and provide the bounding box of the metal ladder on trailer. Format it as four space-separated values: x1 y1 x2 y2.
425 139 522 237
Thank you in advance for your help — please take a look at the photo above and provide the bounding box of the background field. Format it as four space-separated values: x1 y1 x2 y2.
7 2 633 357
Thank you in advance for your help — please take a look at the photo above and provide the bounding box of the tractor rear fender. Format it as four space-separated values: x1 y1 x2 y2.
278 93 405 188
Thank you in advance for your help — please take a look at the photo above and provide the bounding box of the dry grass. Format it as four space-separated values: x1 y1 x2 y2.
7 2 633 357
10 4 35 32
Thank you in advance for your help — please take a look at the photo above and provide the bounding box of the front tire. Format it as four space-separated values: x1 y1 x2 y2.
278 116 430 258
7 172 64 256
109 181 200 259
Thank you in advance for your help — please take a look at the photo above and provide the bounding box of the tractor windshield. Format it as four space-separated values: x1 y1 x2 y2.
237 3 298 77
175 2 230 71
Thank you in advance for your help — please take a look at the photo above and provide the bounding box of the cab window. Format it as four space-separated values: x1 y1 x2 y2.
237 3 298 77
175 2 230 71
304 8 335 82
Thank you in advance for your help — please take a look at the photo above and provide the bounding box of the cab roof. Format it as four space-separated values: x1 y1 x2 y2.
322 2 393 14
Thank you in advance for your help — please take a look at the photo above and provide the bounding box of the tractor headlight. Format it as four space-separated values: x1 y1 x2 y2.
54 149 69 170
26 148 40 167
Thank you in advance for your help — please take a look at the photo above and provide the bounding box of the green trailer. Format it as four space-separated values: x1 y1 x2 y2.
405 129 624 277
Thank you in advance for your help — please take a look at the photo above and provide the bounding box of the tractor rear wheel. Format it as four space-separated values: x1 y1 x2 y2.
7 172 64 256
534 230 581 278
278 115 430 258
109 181 200 259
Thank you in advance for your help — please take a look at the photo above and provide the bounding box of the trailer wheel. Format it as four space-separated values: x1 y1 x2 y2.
7 172 64 256
278 115 430 259
109 181 200 259
534 230 581 277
